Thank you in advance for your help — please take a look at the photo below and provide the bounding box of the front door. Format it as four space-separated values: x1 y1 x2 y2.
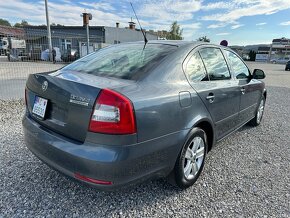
223 50 262 124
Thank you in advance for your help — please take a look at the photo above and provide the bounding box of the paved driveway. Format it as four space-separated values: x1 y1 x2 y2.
0 56 65 99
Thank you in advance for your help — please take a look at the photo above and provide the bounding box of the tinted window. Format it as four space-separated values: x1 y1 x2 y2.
199 48 231 80
185 52 208 82
225 50 250 79
62 44 177 80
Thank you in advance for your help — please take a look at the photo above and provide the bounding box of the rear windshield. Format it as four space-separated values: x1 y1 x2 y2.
61 43 177 80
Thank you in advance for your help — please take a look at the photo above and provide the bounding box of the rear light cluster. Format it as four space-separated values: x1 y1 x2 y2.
89 89 136 134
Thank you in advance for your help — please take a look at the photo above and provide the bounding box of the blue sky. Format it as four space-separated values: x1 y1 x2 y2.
1 0 290 45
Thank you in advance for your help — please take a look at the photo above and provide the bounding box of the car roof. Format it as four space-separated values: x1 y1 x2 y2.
122 40 205 47
148 40 196 46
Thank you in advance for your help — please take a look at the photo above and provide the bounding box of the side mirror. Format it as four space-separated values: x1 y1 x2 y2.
252 69 265 79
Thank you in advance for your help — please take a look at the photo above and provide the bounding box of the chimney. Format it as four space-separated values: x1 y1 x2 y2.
128 18 135 30
116 22 119 28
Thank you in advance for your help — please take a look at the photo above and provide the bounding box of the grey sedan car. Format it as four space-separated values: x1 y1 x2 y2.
23 41 266 190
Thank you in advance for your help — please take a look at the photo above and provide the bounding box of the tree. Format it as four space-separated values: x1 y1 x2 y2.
14 20 30 27
0 18 11 27
197 36 210 42
166 21 183 40
249 50 256 61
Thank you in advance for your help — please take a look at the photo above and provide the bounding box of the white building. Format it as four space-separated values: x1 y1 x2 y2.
269 37 290 60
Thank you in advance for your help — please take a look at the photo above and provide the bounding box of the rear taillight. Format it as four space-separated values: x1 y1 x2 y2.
89 89 136 134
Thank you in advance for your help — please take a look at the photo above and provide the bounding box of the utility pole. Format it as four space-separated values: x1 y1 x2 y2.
86 24 89 54
82 12 92 55
45 0 53 62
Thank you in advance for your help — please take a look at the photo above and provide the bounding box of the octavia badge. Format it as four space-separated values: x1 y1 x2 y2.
42 81 48 91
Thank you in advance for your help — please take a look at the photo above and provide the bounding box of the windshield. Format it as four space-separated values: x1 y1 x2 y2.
61 43 177 80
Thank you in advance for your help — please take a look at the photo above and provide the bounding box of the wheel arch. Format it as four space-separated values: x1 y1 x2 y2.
194 119 215 152
183 118 215 153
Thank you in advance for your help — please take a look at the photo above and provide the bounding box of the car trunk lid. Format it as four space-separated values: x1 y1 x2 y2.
25 70 134 142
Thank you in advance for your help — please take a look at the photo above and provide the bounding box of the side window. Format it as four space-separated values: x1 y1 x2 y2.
199 48 231 80
184 52 208 82
225 50 250 79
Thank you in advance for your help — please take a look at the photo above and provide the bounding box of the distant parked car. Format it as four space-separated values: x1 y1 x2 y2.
285 61 290 71
23 41 267 190
61 49 79 62
270 57 290 64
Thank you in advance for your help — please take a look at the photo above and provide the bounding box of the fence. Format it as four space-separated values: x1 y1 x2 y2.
0 26 105 62
0 26 106 100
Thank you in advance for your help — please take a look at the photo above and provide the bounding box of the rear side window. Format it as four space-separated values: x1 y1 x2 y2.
224 50 250 79
199 48 231 80
62 44 177 80
184 52 208 82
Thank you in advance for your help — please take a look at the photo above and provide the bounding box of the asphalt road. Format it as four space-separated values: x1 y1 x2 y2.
0 61 289 217
0 56 65 100
246 61 290 88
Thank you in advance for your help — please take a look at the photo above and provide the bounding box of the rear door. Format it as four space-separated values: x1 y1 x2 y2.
223 49 262 124
184 46 240 139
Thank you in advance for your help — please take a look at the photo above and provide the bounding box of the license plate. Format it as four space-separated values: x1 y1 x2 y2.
32 96 48 118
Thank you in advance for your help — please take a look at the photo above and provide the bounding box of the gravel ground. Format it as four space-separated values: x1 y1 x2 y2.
0 86 289 217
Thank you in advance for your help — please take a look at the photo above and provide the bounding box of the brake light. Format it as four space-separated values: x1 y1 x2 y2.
89 89 136 134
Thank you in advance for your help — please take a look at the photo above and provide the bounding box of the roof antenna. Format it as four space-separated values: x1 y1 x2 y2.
130 2 148 49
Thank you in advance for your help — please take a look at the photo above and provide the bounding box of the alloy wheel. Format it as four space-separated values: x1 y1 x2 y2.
183 136 205 180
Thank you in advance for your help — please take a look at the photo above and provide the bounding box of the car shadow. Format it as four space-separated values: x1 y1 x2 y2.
237 124 253 132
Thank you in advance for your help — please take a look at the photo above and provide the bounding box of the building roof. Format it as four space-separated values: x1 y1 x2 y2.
272 37 290 43
0 25 25 36
23 25 104 30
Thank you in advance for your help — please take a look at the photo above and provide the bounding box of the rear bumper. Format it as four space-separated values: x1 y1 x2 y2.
22 114 187 190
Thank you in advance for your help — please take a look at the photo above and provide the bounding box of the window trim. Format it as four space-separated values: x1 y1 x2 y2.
183 51 209 83
198 46 232 81
183 45 238 84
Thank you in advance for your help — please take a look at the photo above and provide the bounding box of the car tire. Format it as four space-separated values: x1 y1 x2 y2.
249 96 265 126
171 128 208 189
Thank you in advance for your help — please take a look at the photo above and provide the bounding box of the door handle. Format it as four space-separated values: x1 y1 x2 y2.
206 93 215 103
